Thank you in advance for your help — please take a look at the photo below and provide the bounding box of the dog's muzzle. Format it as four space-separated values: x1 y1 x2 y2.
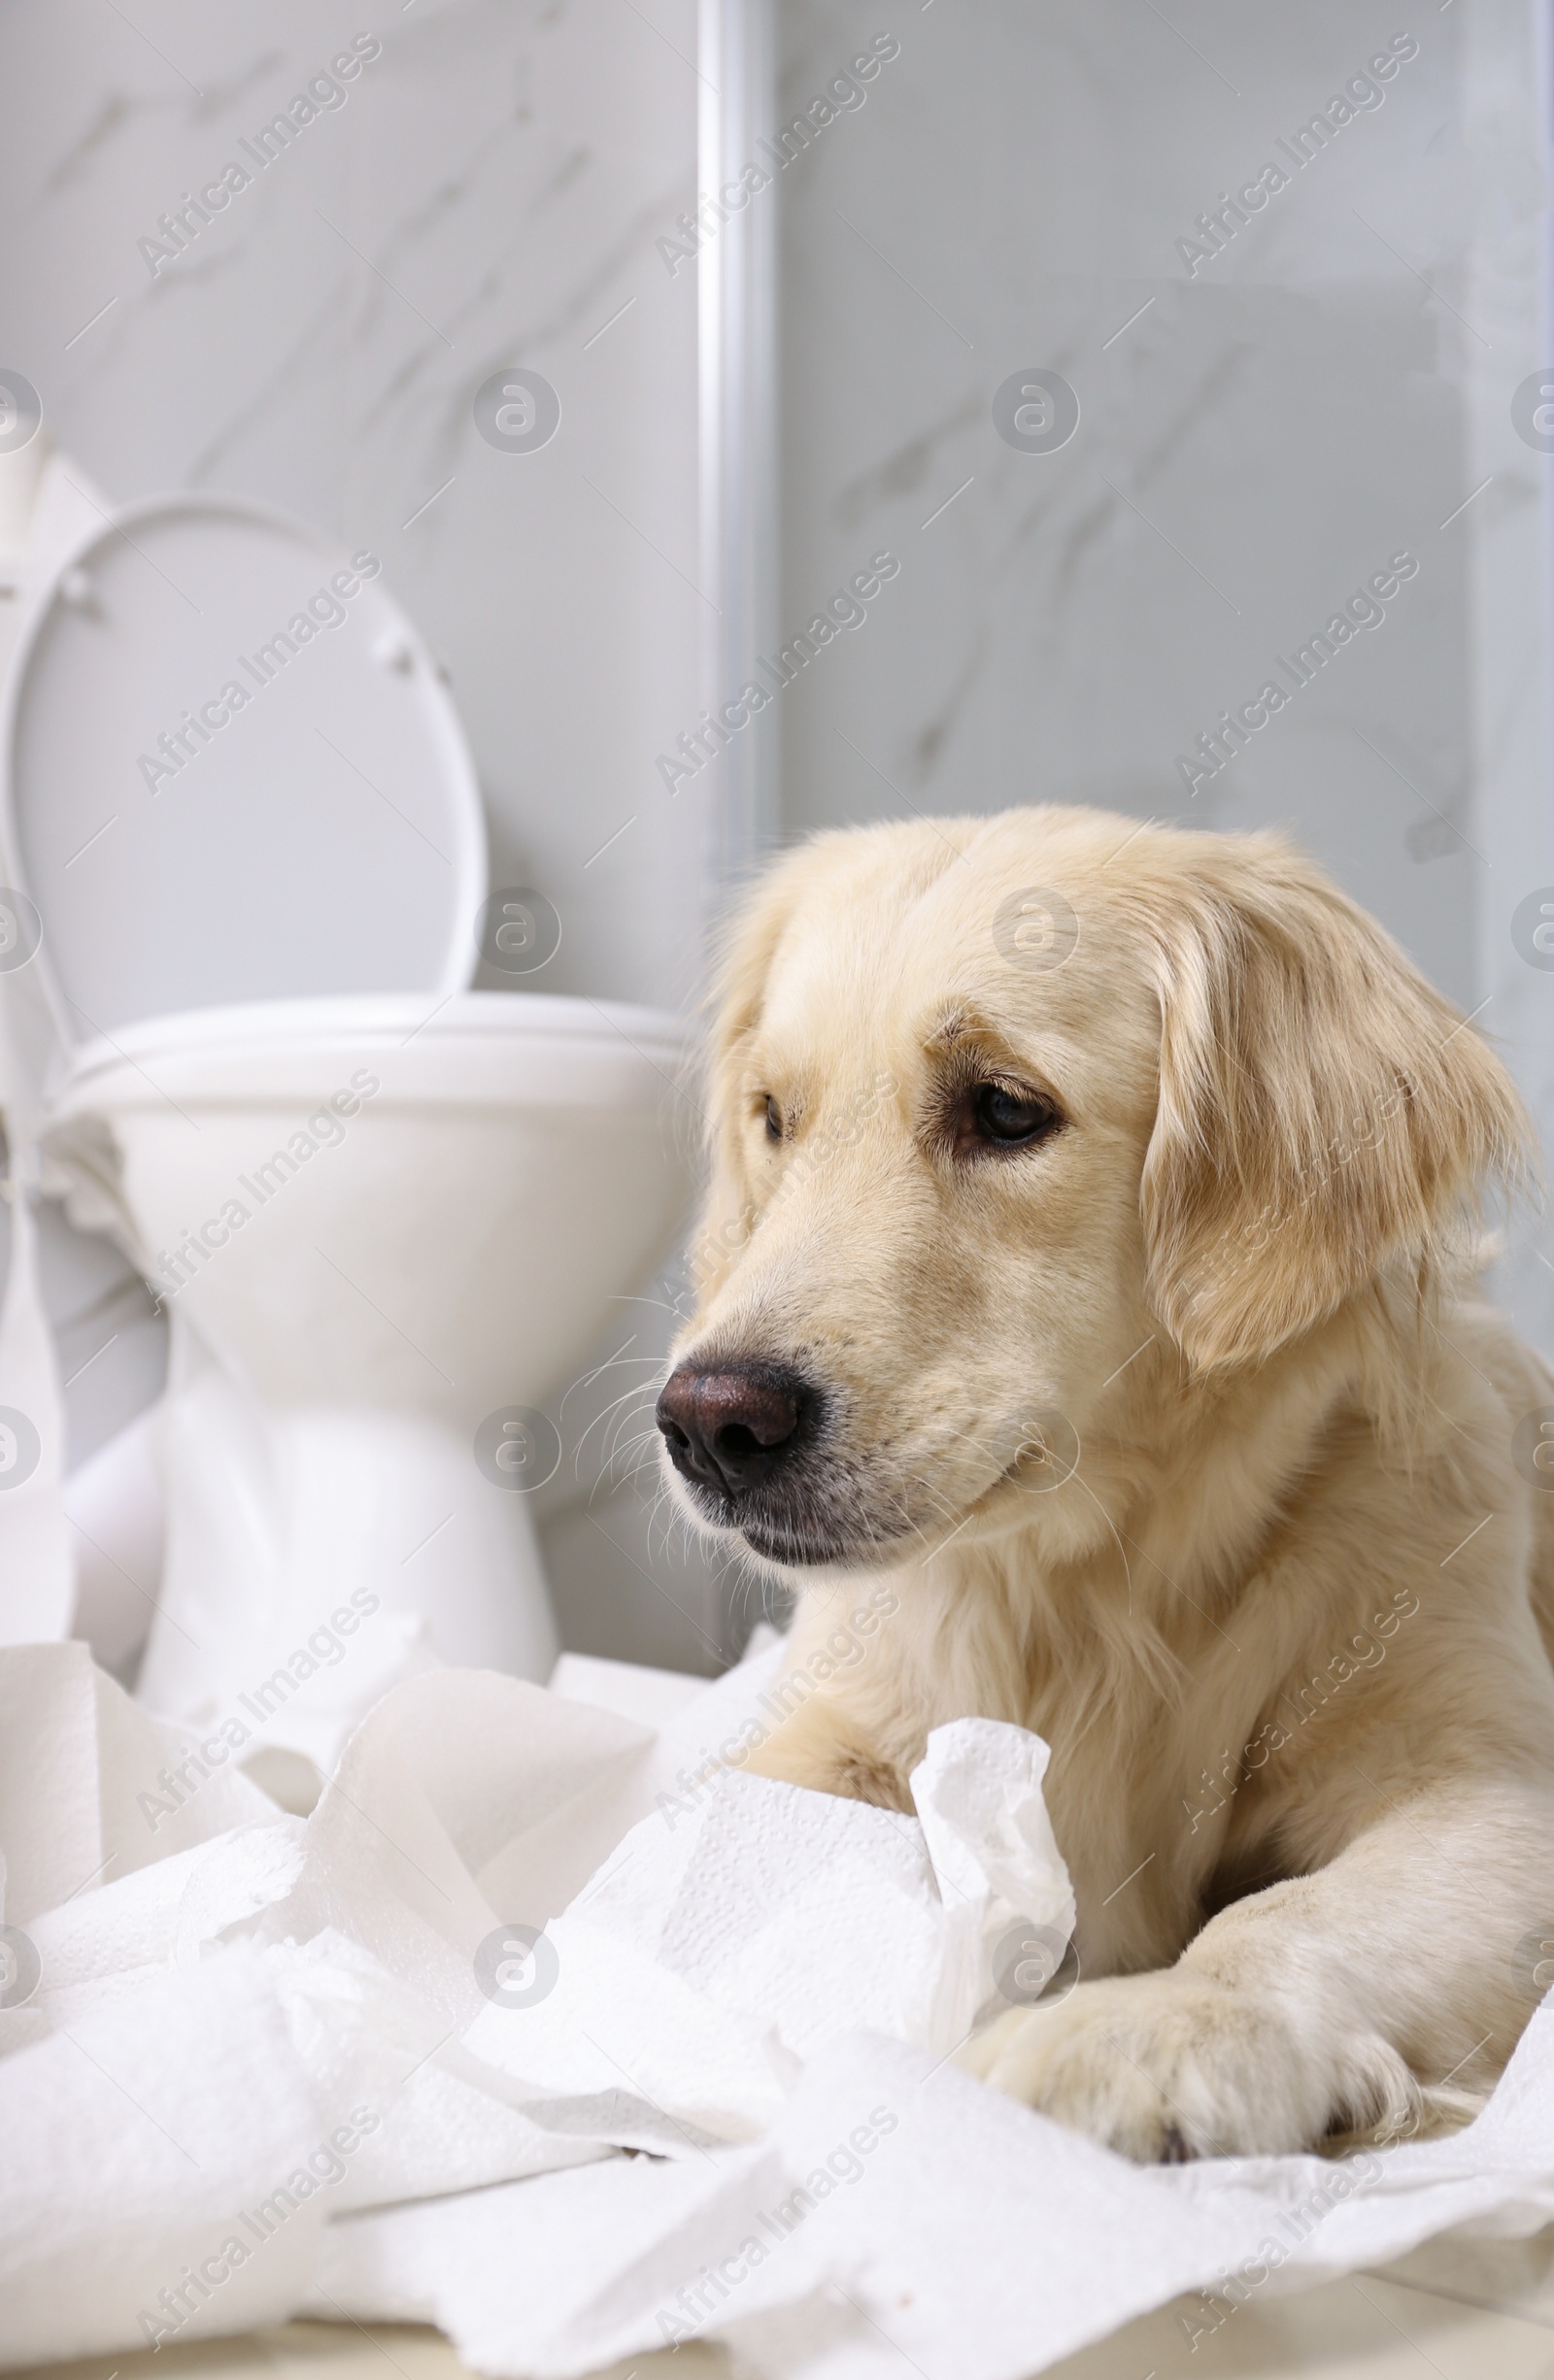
657 1358 918 1567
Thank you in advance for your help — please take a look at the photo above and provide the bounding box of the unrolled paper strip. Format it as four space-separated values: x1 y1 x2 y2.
1 1636 1553 2379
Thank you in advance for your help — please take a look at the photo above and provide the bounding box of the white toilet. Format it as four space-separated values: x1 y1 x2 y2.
0 488 691 1759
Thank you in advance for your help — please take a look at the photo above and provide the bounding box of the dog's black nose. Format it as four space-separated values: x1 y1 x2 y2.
657 1362 813 1498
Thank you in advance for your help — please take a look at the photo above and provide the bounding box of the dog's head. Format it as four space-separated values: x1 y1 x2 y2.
657 808 1528 1570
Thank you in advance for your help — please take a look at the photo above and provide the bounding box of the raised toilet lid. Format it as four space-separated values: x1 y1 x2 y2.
0 495 487 1042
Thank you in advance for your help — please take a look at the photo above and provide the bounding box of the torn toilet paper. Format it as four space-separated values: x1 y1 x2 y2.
2 1633 1553 2380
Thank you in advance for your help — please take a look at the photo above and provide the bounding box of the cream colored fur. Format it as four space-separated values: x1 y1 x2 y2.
659 806 1554 2161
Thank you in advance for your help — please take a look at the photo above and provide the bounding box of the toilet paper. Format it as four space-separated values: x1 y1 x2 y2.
315 2020 1554 2380
3 1635 1554 2379
0 1160 72 1645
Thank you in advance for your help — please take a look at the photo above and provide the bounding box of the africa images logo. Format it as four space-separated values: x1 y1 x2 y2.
136 554 383 794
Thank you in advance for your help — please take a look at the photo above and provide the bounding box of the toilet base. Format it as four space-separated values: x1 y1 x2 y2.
136 1327 559 1765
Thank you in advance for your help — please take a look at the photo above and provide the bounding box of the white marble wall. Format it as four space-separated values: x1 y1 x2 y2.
0 0 736 1671
770 0 1554 1351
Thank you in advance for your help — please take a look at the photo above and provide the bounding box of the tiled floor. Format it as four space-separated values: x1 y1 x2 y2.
14 2232 1554 2380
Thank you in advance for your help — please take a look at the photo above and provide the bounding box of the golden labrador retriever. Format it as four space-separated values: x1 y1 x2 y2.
656 806 1554 2161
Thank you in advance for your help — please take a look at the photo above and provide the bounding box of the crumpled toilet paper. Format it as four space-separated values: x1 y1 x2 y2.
2 1633 1554 2380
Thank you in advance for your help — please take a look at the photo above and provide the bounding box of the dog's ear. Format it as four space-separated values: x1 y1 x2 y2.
1135 839 1531 1370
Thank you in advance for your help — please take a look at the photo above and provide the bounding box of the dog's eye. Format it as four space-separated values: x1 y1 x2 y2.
968 1083 1061 1149
763 1096 783 1143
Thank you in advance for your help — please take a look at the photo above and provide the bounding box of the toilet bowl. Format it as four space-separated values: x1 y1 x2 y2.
1 490 692 1752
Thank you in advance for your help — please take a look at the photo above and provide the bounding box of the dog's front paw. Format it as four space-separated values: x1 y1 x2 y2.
958 1971 1329 2161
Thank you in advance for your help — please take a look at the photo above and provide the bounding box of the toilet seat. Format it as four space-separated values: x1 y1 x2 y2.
0 495 487 1047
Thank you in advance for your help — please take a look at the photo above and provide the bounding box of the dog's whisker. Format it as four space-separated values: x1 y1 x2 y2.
600 1409 661 1471
610 1421 661 1466
556 1336 648 1422
573 1380 667 1466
